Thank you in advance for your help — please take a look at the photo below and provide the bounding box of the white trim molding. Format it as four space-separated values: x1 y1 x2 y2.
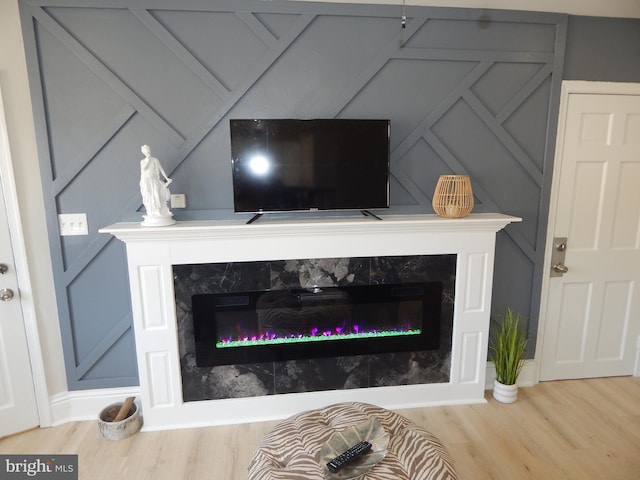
49 386 141 426
47 361 536 427
485 361 538 390
556 81 640 97
0 85 53 427
536 80 640 383
635 335 640 377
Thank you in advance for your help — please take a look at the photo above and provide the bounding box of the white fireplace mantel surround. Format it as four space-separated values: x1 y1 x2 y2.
101 213 520 431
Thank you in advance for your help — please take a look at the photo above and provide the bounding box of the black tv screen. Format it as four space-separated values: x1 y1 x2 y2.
230 119 390 214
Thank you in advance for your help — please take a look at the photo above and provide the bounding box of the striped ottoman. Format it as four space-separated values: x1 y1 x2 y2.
247 402 457 480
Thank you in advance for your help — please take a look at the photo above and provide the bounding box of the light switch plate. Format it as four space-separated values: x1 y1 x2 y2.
58 213 89 236
170 194 187 209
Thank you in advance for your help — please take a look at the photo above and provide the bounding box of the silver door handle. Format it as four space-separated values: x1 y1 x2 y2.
0 288 14 302
550 237 569 277
552 263 569 274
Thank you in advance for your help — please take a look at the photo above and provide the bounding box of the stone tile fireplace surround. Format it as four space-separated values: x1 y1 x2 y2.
102 213 519 430
175 254 456 402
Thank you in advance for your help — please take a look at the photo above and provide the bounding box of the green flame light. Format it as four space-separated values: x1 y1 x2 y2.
216 329 421 349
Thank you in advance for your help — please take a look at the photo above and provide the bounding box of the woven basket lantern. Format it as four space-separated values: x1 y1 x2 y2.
432 175 474 218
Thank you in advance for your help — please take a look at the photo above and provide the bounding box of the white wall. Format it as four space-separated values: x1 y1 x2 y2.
0 0 67 397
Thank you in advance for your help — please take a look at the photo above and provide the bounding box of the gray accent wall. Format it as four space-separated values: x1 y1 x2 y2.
564 16 640 81
20 0 569 389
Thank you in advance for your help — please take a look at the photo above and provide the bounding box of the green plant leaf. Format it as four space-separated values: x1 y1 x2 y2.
489 308 528 385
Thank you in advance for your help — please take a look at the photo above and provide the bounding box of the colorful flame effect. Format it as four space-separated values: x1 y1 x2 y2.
216 325 422 349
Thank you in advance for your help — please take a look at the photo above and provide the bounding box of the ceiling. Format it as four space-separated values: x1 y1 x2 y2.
297 0 640 19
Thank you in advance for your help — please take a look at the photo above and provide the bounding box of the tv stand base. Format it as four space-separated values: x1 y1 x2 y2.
247 211 382 224
361 210 382 220
247 213 263 224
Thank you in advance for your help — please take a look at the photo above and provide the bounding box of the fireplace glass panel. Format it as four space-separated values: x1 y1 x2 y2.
192 282 442 366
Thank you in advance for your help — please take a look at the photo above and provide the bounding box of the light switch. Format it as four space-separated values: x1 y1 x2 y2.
58 213 89 236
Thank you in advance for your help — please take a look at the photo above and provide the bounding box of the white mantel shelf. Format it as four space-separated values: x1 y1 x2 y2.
101 213 521 431
102 213 519 241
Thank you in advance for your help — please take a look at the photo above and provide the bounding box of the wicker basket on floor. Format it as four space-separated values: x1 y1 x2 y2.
432 175 474 218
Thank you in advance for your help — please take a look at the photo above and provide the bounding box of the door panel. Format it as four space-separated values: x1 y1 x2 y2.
596 281 632 361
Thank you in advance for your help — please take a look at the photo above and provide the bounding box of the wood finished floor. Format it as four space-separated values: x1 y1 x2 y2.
1 377 638 479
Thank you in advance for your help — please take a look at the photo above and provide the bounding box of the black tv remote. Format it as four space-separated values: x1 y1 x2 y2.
326 440 372 473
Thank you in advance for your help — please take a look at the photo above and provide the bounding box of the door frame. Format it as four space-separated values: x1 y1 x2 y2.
536 80 640 381
0 85 52 427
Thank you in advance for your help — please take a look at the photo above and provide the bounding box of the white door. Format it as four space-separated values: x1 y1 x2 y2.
0 88 40 436
539 82 640 381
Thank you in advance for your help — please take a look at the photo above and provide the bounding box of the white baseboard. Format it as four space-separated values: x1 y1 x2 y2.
46 362 538 428
49 386 141 426
484 360 538 390
634 335 640 377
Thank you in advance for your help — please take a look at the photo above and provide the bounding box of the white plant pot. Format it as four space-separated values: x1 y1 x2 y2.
493 379 518 403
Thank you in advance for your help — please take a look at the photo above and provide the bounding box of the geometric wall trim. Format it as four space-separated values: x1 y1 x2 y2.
19 0 566 389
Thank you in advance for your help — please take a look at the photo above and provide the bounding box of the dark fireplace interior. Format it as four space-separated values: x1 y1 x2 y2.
192 282 442 367
173 254 456 402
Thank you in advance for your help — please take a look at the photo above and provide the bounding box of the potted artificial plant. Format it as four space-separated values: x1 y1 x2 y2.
489 308 528 403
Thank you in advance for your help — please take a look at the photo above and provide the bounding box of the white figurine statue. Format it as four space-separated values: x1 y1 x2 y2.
139 144 175 226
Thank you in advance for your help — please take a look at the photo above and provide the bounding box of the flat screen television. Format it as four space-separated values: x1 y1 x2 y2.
230 119 390 216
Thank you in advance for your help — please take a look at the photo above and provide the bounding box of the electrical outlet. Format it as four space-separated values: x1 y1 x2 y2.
58 213 89 236
170 194 187 209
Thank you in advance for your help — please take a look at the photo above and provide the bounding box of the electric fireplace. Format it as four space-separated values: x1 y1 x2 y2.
101 213 520 430
192 282 443 367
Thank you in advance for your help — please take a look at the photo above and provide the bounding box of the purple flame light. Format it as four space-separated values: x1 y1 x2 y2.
217 319 421 348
